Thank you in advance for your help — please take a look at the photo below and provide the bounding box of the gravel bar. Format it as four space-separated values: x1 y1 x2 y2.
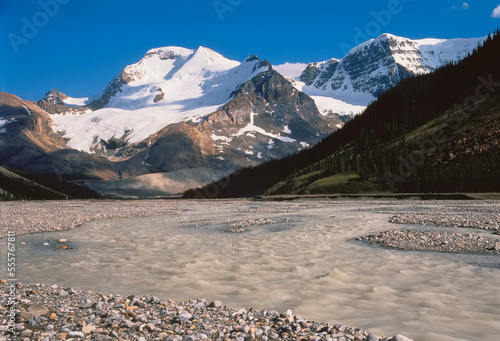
0 283 412 341
359 201 500 254
359 230 500 254
389 211 500 231
0 200 181 238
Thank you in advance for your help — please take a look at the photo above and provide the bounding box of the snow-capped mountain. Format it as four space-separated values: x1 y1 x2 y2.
45 47 272 152
33 46 340 196
2 33 486 197
283 34 485 113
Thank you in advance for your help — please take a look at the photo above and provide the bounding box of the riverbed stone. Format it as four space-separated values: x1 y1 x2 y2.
366 333 380 341
209 300 223 308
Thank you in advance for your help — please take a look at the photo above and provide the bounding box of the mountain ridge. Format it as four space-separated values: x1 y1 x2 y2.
0 33 488 198
295 33 485 106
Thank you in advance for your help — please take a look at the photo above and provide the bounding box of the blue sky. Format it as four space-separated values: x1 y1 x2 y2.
1 0 500 101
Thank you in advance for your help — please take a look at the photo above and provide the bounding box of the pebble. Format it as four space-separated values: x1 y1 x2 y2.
367 333 380 341
68 331 85 338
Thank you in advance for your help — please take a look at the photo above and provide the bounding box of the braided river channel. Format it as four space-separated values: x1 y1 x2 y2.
9 200 500 340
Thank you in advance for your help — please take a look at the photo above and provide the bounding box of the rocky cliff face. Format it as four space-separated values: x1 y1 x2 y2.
38 89 86 114
197 66 339 169
299 34 484 104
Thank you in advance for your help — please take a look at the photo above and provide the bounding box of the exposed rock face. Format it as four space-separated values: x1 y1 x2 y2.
301 60 339 87
301 35 415 98
87 74 126 110
143 123 216 173
153 87 165 103
0 91 118 182
338 36 414 97
37 89 86 114
1 91 66 152
198 67 340 168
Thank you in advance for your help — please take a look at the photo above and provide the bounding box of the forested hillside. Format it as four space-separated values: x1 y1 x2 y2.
186 30 500 198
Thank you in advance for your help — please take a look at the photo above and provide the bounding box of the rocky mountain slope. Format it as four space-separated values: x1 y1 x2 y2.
287 34 485 111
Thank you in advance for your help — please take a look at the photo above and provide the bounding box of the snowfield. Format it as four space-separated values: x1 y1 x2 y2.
50 47 269 152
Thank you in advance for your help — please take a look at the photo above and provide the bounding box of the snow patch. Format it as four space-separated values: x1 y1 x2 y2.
0 119 7 133
63 96 90 106
235 122 296 143
0 118 18 133
415 36 486 71
274 62 308 78
211 133 230 142
283 125 291 134
22 105 32 116
267 139 274 149
311 96 366 116
232 112 296 143
250 111 257 126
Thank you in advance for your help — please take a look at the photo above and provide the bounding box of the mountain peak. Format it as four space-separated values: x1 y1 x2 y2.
143 46 193 61
40 89 67 105
191 46 230 65
244 55 260 62
378 33 403 40
196 46 214 53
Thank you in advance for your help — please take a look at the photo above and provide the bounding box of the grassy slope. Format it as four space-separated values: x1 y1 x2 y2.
264 172 387 195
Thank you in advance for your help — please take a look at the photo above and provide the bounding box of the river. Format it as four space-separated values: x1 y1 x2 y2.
7 200 500 341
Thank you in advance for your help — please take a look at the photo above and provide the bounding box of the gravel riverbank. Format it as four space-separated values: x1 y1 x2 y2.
0 283 411 341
